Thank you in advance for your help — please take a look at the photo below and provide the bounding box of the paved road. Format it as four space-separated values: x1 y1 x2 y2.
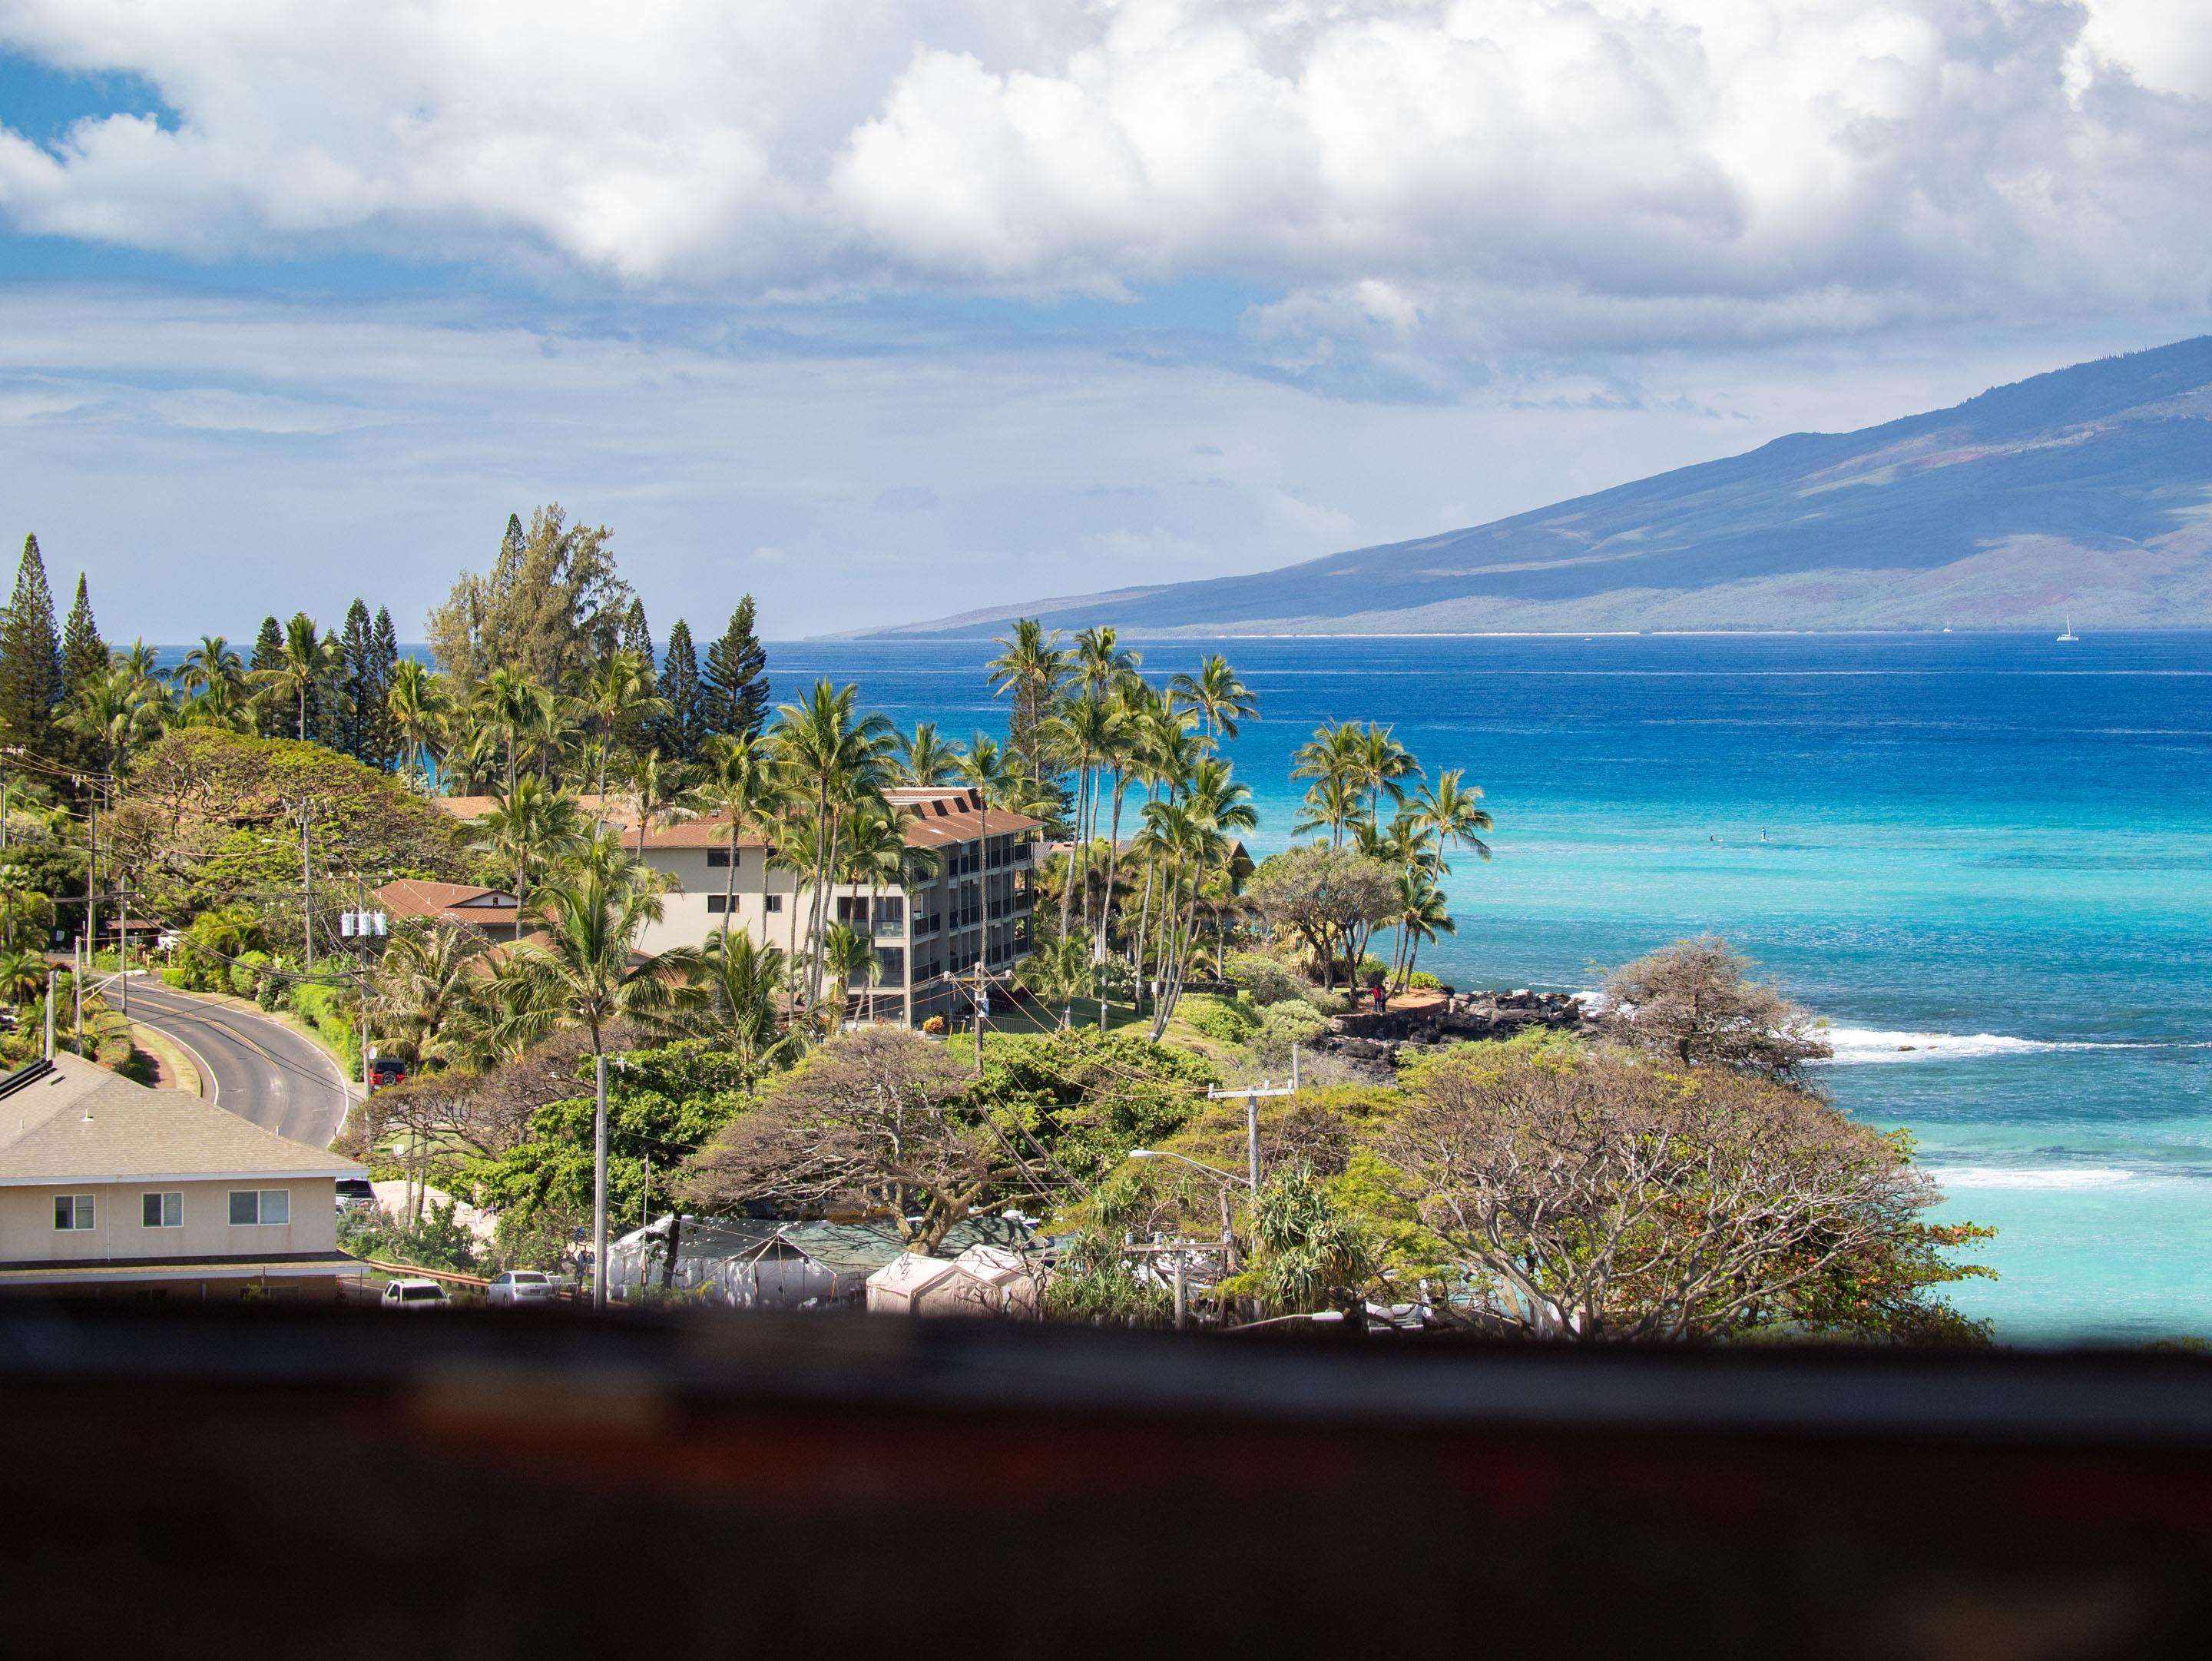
121 978 354 1150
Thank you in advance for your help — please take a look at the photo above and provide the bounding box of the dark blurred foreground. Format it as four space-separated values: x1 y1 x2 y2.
6 1306 2212 1659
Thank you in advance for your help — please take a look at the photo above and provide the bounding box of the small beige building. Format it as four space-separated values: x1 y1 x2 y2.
0 1054 369 1301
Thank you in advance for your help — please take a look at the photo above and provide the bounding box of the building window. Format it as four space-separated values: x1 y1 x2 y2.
875 947 906 983
875 896 905 927
763 894 783 913
707 847 731 868
52 1194 94 1231
142 1191 183 1228
706 894 730 913
229 1189 291 1226
836 896 869 923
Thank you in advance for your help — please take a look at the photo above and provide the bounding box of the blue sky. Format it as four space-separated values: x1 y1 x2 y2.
1 3 2207 641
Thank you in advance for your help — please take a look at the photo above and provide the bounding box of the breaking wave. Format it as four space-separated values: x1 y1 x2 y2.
1813 1028 2208 1064
1927 1165 2142 1192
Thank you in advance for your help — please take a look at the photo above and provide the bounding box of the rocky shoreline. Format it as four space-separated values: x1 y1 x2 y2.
1321 988 1594 1069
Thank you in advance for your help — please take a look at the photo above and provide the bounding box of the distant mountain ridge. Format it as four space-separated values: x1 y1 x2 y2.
873 337 2212 636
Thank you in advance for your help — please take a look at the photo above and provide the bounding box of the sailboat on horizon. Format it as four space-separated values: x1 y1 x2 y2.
2057 615 2080 642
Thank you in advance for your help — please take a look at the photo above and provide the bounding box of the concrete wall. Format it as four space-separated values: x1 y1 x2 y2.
0 1176 338 1265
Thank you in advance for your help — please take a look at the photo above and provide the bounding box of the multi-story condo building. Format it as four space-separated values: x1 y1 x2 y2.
434 785 1041 1026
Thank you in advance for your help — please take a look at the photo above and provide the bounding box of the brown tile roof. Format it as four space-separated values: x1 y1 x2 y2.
437 789 1035 850
0 1054 365 1185
376 878 521 925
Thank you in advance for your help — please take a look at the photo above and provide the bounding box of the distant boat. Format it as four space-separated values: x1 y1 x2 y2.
1941 622 1953 634
2057 615 2080 642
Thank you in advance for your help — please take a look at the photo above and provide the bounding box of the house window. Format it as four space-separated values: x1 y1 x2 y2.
229 1189 291 1226
142 1191 183 1228
707 847 731 868
763 894 783 913
52 1194 94 1231
707 894 730 913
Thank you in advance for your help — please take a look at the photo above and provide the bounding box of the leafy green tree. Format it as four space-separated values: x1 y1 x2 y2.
369 608 402 765
615 598 658 752
248 617 285 737
425 505 629 691
0 535 63 758
338 598 376 760
702 595 770 742
660 618 704 761
474 1038 753 1230
58 575 107 722
1380 1036 1991 1342
684 1026 1039 1256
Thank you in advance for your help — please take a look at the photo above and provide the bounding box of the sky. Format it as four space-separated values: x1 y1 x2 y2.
0 0 2208 642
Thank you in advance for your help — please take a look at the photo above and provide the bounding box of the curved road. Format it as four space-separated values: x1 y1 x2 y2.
122 978 354 1150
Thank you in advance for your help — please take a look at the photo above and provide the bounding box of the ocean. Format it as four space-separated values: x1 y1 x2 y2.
762 630 2212 1343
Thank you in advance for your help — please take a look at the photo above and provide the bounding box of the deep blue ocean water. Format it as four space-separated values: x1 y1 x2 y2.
761 631 2212 1343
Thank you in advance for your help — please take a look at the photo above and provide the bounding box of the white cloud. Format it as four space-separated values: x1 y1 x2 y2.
0 286 2175 638
0 1 2205 352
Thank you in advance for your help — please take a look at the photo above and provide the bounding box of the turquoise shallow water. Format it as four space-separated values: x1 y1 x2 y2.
775 632 2210 1341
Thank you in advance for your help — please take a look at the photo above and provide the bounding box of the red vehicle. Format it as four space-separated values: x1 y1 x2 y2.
368 1055 412 1091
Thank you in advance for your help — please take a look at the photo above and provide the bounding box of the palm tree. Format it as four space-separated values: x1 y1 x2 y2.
515 846 705 1307
953 731 1008 962
770 680 895 1015
1411 768 1494 868
820 920 879 1026
581 648 666 804
689 930 788 1064
987 618 1068 779
1167 653 1257 742
1040 691 1124 943
1388 870 1455 993
696 732 782 940
65 663 165 787
478 665 543 794
624 748 690 866
473 775 582 918
896 721 960 786
255 615 342 741
369 923 491 1067
177 635 247 705
1355 722 1421 828
1014 934 1096 1030
0 947 48 1006
386 660 449 784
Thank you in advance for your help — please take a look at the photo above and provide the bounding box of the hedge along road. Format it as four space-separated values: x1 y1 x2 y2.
121 978 355 1150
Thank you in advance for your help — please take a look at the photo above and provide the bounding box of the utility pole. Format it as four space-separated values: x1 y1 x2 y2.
43 967 54 1061
71 937 82 1056
641 1151 651 1230
1206 1044 1301 1195
300 801 314 970
592 1052 609 1311
84 803 96 974
355 874 373 1102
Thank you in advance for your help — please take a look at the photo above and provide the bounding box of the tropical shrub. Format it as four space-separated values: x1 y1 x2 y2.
1178 993 1260 1046
1224 950 1306 1007
1252 1000 1329 1069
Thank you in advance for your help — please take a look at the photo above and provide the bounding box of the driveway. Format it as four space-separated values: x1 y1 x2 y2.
121 978 355 1151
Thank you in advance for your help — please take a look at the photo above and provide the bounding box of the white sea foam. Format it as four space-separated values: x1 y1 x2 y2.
1815 1026 2084 1063
1928 1165 2141 1192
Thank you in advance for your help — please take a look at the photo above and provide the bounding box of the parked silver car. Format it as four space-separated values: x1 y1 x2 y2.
381 1278 451 1311
487 1270 560 1308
